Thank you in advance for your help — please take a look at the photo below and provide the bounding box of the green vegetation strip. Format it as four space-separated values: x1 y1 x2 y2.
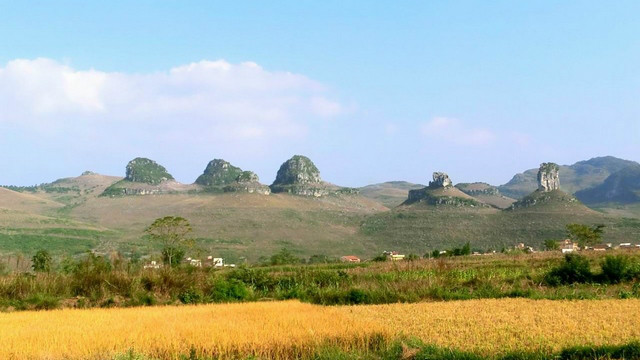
2 252 640 311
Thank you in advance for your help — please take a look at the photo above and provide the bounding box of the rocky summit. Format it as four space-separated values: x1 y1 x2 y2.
406 172 483 207
196 159 270 195
125 158 174 185
537 163 560 192
196 159 244 187
270 155 356 197
270 155 327 196
272 155 322 186
429 172 453 188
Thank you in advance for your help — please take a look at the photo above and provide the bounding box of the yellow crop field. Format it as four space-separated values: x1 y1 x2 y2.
350 298 640 355
1 299 639 359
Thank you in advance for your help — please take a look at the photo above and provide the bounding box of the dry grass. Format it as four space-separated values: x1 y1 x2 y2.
1 299 640 359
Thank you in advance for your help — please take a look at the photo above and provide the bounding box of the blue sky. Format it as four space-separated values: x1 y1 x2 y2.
1 1 638 187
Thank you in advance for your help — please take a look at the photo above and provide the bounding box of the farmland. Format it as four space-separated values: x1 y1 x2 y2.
1 299 639 359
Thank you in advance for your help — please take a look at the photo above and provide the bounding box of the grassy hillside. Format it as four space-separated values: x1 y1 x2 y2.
359 181 424 208
361 193 640 254
1 174 388 260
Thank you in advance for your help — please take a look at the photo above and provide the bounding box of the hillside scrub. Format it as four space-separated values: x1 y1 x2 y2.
2 251 640 311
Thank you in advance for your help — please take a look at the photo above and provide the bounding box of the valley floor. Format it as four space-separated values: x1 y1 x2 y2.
1 299 639 359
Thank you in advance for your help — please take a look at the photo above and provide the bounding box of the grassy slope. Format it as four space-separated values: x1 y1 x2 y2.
359 181 424 208
0 187 115 255
65 189 388 261
362 192 640 254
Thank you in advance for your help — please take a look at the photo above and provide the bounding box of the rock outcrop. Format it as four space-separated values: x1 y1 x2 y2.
101 157 182 197
125 158 174 185
270 155 357 197
196 159 270 195
406 172 484 207
537 163 560 192
273 155 322 186
429 172 453 188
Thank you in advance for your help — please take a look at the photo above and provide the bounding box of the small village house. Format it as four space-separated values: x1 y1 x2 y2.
383 251 405 261
560 239 579 253
340 255 361 263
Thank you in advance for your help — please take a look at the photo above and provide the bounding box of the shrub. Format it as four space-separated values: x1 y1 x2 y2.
347 289 369 304
26 293 59 310
209 279 249 302
31 250 52 273
270 248 300 265
405 253 420 261
544 254 593 286
599 255 635 284
178 288 204 304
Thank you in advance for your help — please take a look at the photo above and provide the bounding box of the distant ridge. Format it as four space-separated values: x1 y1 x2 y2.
576 164 640 205
499 156 638 199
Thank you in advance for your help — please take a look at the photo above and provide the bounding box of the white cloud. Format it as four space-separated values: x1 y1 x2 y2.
0 58 342 141
421 117 496 146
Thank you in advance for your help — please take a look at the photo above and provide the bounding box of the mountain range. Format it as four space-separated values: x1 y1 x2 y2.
1 155 639 261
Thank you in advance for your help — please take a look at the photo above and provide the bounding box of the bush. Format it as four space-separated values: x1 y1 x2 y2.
544 254 593 286
347 289 369 304
269 248 300 265
26 293 59 310
209 279 249 302
600 255 634 284
178 288 204 304
372 254 387 262
31 250 52 273
405 253 420 261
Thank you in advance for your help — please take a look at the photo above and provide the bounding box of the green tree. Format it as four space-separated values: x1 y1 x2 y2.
31 249 52 272
145 216 193 267
544 239 560 251
566 224 605 248
269 248 300 265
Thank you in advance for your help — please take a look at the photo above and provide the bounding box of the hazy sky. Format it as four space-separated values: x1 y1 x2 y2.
1 1 639 187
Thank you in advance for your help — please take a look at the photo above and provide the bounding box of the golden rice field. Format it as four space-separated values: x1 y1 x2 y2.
1 299 639 359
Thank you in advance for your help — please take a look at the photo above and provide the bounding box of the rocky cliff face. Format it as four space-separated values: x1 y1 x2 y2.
270 155 356 197
537 163 560 192
196 159 270 195
429 172 453 188
125 158 174 185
